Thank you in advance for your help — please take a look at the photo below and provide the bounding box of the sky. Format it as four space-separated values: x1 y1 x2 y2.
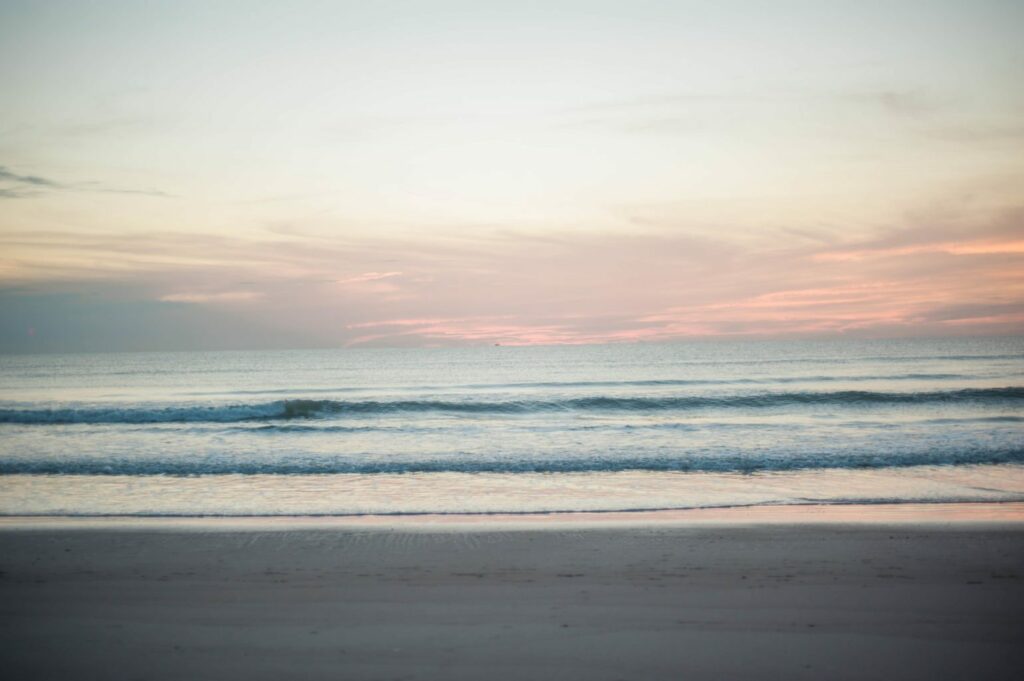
1 0 1022 352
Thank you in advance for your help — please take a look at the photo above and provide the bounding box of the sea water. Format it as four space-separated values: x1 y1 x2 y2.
1 337 1022 515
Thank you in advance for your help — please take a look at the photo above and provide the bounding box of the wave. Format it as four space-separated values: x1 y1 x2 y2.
1 387 1022 424
4 497 1024 518
6 354 1020 382
170 372 981 397
2 448 1022 475
454 373 992 388
862 353 1024 362
19 413 1016 436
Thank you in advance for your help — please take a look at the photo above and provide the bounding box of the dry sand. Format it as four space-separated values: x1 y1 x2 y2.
2 504 1023 680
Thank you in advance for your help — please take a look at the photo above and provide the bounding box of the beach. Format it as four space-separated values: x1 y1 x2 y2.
2 342 1022 678
2 504 1022 681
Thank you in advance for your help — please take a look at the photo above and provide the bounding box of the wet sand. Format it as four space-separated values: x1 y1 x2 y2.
1 504 1023 680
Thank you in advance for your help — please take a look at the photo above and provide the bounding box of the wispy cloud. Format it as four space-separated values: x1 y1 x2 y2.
0 164 174 199
160 291 264 304
858 89 946 118
0 166 62 197
334 271 403 286
3 200 1021 350
926 123 1024 143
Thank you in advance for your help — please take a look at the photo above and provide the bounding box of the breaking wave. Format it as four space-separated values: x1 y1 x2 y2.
1 387 1022 425
2 447 1022 475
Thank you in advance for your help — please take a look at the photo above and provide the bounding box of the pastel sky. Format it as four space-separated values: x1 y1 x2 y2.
1 0 1022 352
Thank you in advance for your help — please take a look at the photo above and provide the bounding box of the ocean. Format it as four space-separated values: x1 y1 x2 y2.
1 337 1022 516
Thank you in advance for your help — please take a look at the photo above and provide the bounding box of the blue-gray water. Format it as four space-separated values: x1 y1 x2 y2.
1 337 1022 515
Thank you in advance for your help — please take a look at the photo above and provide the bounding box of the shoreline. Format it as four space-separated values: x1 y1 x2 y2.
5 465 1022 517
2 500 1023 531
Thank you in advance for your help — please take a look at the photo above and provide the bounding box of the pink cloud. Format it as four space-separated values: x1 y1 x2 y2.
334 271 403 285
3 203 1022 348
160 291 264 304
815 239 1024 262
